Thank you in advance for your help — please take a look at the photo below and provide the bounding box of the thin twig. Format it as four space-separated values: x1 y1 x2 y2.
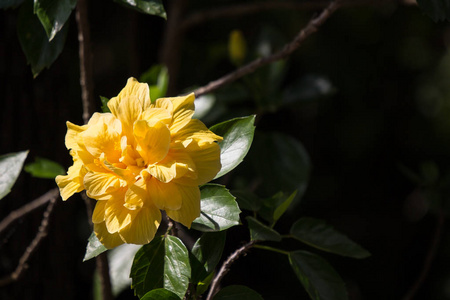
206 240 256 300
402 211 445 300
0 195 57 286
193 0 342 97
0 188 59 235
76 0 95 125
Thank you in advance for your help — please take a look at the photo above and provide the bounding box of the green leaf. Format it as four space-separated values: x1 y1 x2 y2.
24 157 65 179
190 231 226 283
140 65 169 101
289 251 348 300
83 232 107 262
17 0 68 77
0 150 28 200
273 190 297 224
0 0 24 9
100 96 111 113
113 0 166 19
108 244 141 296
290 218 370 259
197 271 214 295
141 289 181 300
193 94 216 120
210 115 256 179
416 0 450 22
246 216 281 242
34 0 76 41
232 190 262 212
131 236 190 299
192 184 241 232
213 285 264 300
251 132 311 198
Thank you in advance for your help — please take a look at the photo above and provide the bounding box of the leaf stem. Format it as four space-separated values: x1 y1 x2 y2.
253 244 289 256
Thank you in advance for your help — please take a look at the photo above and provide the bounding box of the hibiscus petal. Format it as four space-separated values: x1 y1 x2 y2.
124 178 147 210
65 121 87 151
168 93 195 133
171 119 223 148
186 142 221 185
92 200 107 224
104 197 135 233
134 119 170 165
108 78 151 117
147 178 182 210
55 158 87 200
94 222 125 249
84 171 121 199
165 183 200 228
118 205 161 245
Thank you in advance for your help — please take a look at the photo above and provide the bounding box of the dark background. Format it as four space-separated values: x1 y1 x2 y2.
2 0 450 299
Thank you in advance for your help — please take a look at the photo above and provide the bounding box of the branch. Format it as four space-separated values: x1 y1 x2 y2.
0 188 59 235
76 0 95 125
0 195 57 286
193 0 342 97
206 240 256 300
402 211 445 300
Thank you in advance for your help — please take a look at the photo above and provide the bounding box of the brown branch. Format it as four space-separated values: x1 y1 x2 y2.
0 188 59 235
76 0 95 125
0 195 57 286
206 240 256 300
193 0 342 97
402 211 445 300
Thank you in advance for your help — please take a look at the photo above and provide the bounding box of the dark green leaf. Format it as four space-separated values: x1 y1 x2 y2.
0 150 28 200
190 231 226 283
113 0 166 19
34 0 76 41
141 289 181 300
246 216 281 242
100 96 111 113
289 250 348 300
17 0 68 77
213 285 264 300
232 190 262 212
416 0 450 22
83 232 107 261
131 236 190 299
24 157 65 179
258 192 295 225
273 190 297 223
251 132 311 198
290 218 370 259
192 184 241 232
196 271 214 295
0 0 24 9
140 65 169 101
210 115 256 179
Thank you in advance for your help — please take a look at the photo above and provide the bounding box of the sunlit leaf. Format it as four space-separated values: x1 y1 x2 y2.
24 157 65 179
34 0 76 41
192 184 241 232
131 236 190 299
0 150 28 200
17 0 68 77
140 65 169 101
416 0 450 22
141 289 181 300
289 250 348 300
290 218 370 259
213 285 264 300
83 232 107 262
190 231 226 283
113 0 166 19
193 94 216 120
246 216 281 242
210 115 256 179
108 244 141 296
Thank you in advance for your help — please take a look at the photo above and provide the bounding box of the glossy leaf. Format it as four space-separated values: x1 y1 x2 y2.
113 0 166 19
290 218 370 259
232 190 262 212
251 132 310 198
140 65 169 101
141 289 181 300
34 0 77 41
0 150 28 200
273 190 297 224
24 157 65 179
289 250 348 300
210 115 256 179
192 184 241 232
246 216 281 242
190 231 226 283
197 271 214 295
416 0 450 21
213 285 264 300
100 96 111 113
108 244 141 296
0 0 24 9
17 1 68 77
83 232 107 261
131 236 190 299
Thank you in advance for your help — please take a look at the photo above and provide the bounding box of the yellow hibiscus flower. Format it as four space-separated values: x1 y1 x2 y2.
56 78 222 248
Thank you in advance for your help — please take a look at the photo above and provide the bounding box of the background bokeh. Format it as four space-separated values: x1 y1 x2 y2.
2 1 450 299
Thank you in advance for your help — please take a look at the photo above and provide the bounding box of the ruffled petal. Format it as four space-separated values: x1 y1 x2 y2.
124 177 147 210
141 107 172 125
104 197 135 233
92 200 107 224
65 121 87 151
147 177 182 210
168 93 195 133
134 119 171 165
108 78 151 117
55 158 87 201
165 183 200 228
94 222 125 249
171 119 222 148
118 205 161 245
84 171 122 199
186 142 221 185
